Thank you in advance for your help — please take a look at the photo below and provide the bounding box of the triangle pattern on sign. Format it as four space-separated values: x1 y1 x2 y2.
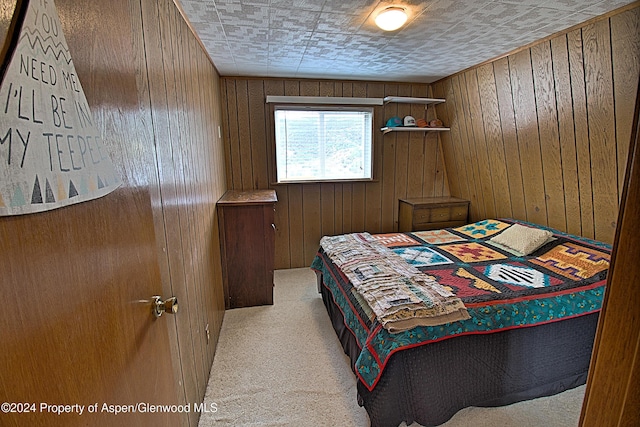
45 178 55 203
68 180 79 198
11 186 26 207
56 177 67 201
31 176 43 204
89 175 97 192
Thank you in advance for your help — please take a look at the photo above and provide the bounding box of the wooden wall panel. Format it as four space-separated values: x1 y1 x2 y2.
366 82 384 231
583 19 619 243
465 68 497 219
494 57 527 219
531 42 566 232
551 35 582 236
434 5 640 245
248 80 269 189
456 73 485 220
433 80 467 202
611 8 640 200
511 49 549 226
566 28 596 239
139 0 227 425
477 63 512 218
220 77 450 268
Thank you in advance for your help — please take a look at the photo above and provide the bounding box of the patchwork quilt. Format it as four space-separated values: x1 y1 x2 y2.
311 219 611 391
319 232 470 333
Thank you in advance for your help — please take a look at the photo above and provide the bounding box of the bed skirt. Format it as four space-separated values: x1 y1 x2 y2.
319 274 598 427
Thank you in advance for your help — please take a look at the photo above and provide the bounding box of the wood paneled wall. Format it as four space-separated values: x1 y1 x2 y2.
433 6 640 245
221 78 450 268
0 1 226 426
138 0 227 425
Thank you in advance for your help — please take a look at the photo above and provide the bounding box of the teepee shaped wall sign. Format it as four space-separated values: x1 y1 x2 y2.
0 0 121 216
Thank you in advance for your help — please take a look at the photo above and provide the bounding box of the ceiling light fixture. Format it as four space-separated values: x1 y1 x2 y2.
375 7 408 31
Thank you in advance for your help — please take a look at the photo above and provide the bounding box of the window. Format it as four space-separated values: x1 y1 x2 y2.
274 106 373 183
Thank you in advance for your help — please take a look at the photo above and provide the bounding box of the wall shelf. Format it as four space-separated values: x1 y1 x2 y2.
380 126 450 135
381 96 448 134
382 96 446 107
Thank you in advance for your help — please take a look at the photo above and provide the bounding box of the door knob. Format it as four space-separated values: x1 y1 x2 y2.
152 296 178 318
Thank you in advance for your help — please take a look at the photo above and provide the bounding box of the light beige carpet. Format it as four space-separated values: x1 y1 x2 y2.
198 268 585 427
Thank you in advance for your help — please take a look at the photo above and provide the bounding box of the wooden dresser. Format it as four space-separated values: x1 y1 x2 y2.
217 189 277 309
398 196 469 232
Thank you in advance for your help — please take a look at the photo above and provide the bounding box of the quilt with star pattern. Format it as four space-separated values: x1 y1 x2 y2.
311 218 611 391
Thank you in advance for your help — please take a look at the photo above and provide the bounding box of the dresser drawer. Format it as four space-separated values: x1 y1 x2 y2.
413 205 464 224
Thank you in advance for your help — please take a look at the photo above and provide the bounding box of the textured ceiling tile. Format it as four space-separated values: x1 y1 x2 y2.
297 56 366 69
224 25 269 43
540 0 625 12
307 31 351 47
382 36 428 53
214 63 239 74
269 48 306 64
492 0 539 5
437 21 496 45
320 0 379 15
396 17 456 39
267 52 302 69
269 28 313 42
179 0 204 15
468 2 533 27
343 33 391 52
182 1 221 26
214 1 269 27
200 38 232 55
500 6 572 33
539 0 594 11
242 68 270 77
475 29 531 51
270 0 325 12
226 41 270 61
314 11 368 33
190 21 225 40
422 0 492 22
585 0 635 14
558 10 599 26
550 13 598 32
269 8 322 30
304 36 351 60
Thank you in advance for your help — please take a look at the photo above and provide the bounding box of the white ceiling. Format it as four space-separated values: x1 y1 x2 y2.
177 0 634 83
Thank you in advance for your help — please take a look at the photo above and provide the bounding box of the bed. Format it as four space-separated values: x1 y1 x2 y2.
311 218 611 427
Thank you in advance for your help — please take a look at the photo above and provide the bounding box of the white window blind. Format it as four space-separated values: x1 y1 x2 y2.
274 106 373 183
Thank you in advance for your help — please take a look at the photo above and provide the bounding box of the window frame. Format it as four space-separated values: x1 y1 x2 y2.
271 104 376 184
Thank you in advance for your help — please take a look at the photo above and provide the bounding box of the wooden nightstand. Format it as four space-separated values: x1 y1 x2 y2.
398 197 469 232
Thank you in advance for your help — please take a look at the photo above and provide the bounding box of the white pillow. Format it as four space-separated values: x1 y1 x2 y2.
489 223 553 256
